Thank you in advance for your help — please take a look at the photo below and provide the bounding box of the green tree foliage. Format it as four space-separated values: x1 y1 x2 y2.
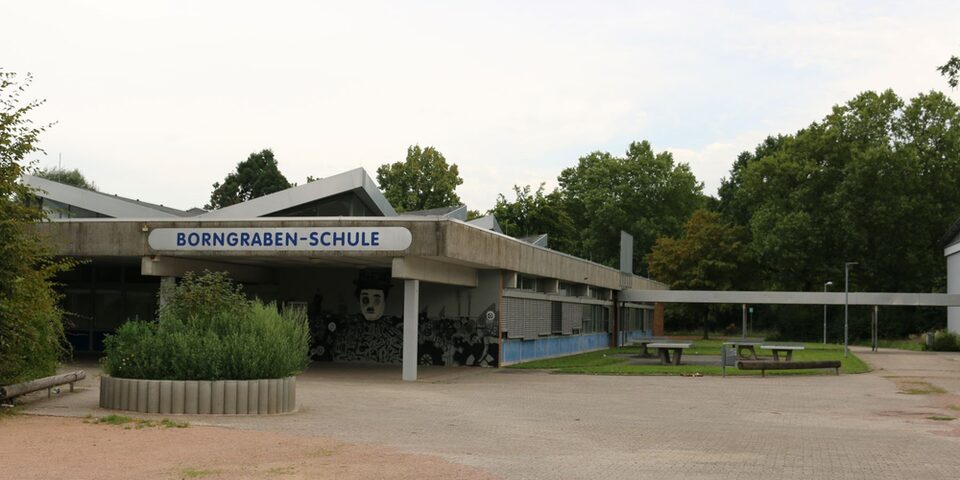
36 166 96 190
490 184 576 253
647 210 752 291
0 71 74 384
939 55 960 88
647 210 752 338
720 90 960 296
558 141 703 273
376 145 463 212
206 149 291 210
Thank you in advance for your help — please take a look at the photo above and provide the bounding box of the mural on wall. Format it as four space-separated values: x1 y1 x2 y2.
307 276 499 367
306 269 499 367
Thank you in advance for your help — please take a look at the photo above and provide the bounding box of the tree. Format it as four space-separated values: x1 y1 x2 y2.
557 141 703 274
376 145 463 212
490 184 576 253
0 71 74 384
716 90 960 339
647 210 752 338
207 149 291 210
939 55 960 88
36 166 96 190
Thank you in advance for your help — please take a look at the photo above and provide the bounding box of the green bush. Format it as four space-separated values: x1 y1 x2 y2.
927 330 960 352
103 271 310 380
1 71 76 385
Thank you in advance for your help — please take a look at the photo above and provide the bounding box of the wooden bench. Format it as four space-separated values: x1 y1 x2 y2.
648 342 693 365
0 371 86 403
737 360 840 377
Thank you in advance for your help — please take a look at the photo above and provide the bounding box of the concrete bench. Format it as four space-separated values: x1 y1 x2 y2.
647 342 693 365
630 337 670 357
759 344 805 362
736 360 840 377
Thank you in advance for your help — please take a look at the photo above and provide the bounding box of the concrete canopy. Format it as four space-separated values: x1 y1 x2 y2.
23 175 193 218
198 168 396 219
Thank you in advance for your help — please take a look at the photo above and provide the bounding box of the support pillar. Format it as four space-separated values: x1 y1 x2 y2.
741 304 747 338
158 276 176 309
402 279 419 381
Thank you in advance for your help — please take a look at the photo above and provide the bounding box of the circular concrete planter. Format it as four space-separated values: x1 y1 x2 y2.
99 375 296 414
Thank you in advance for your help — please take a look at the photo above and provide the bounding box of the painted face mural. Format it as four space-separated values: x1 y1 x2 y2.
360 288 385 321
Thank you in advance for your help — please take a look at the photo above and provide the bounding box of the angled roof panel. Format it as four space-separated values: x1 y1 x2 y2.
22 175 191 218
467 214 502 233
198 167 397 219
399 205 467 221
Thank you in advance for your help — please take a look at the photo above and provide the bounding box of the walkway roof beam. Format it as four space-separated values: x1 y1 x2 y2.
621 290 960 307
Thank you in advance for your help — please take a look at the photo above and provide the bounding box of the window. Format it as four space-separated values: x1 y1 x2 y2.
518 275 539 291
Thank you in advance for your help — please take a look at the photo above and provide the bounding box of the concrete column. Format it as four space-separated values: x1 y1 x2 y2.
948 251 960 333
403 279 419 381
158 276 176 309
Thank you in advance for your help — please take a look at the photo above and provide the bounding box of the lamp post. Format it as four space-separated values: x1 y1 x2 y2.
844 262 858 358
823 281 833 344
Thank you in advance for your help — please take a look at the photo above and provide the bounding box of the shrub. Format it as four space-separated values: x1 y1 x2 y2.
0 71 76 385
927 330 960 352
103 271 310 380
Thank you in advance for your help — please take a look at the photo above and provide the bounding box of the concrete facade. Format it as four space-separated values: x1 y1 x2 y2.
27 169 664 379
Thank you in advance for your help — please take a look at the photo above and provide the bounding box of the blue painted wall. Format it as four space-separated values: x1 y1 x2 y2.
501 330 652 365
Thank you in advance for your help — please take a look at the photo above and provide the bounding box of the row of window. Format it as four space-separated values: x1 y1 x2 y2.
516 274 611 300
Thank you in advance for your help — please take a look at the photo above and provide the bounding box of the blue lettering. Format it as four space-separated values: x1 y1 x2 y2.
177 232 186 246
332 231 345 246
371 231 380 246
286 233 298 246
251 233 262 246
227 232 238 246
361 232 370 246
201 232 212 246
263 232 273 247
213 232 224 246
188 233 200 246
240 232 250 246
319 232 330 246
346 232 359 247
308 232 319 246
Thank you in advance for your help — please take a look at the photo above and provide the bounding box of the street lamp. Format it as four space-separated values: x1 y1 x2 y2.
823 281 834 344
844 262 858 358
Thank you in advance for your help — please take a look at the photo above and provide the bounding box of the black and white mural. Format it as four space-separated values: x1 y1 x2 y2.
305 268 499 367
308 309 499 367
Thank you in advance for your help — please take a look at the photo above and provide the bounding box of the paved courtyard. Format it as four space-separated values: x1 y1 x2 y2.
17 347 960 479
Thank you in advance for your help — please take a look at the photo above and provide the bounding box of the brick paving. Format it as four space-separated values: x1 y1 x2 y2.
23 347 960 479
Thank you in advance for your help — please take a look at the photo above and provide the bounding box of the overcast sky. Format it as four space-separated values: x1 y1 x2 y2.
5 1 959 212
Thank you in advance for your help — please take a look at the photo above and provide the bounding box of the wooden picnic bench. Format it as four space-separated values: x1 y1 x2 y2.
737 360 840 377
630 337 670 358
647 342 693 365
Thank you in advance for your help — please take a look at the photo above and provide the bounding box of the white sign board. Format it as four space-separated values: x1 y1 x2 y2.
148 227 412 252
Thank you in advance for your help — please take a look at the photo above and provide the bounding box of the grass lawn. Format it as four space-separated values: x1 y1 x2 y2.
851 339 926 351
508 339 870 376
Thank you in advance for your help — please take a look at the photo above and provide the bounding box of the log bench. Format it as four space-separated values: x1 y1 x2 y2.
736 360 840 377
0 370 86 403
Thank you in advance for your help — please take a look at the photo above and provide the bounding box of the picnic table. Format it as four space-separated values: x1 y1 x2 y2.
647 342 693 365
760 343 805 362
722 339 764 360
630 337 669 358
